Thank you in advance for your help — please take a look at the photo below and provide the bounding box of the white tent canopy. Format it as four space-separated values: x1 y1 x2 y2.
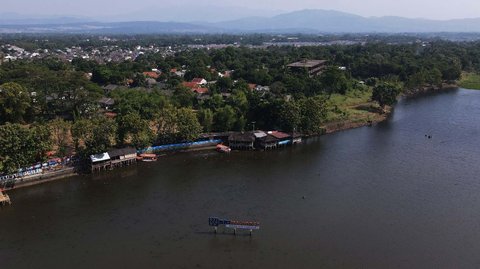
90 153 111 163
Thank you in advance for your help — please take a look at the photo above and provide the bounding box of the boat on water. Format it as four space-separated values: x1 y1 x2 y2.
216 144 231 153
137 153 158 162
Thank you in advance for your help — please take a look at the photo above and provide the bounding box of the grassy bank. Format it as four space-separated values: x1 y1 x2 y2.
459 72 480 90
323 89 388 133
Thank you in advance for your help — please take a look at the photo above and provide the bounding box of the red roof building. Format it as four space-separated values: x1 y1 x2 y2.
104 112 118 119
182 82 199 89
143 72 160 79
192 88 209 94
268 131 291 140
191 78 207 85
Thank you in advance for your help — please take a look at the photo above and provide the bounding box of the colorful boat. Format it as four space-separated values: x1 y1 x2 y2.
137 153 158 162
216 144 231 153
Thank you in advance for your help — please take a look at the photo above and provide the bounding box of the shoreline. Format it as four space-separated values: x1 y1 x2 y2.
323 106 391 134
6 167 79 191
1 85 458 193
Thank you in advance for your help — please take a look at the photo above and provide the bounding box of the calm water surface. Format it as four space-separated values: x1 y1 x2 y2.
1 88 480 269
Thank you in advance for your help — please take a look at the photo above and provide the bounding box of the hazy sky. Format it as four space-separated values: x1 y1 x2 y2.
3 0 480 20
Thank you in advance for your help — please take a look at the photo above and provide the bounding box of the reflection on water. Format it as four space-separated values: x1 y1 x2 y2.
1 88 480 269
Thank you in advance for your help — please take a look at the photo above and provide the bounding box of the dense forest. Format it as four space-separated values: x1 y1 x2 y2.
1 34 480 174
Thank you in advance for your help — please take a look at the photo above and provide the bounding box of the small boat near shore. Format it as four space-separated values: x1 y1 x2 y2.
216 144 231 153
137 154 158 162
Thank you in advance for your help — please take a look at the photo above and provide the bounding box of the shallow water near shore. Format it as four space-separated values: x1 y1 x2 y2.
1 88 480 269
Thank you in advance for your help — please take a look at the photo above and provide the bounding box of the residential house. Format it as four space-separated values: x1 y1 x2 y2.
191 78 207 85
192 88 209 94
103 84 118 94
98 97 115 110
143 71 160 80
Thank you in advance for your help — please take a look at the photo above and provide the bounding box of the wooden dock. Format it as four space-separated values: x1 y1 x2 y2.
0 191 11 206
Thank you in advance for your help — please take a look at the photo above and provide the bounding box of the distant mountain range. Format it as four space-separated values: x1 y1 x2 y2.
1 9 480 34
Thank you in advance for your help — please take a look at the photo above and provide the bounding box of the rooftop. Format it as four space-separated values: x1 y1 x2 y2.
268 131 291 140
287 60 327 68
108 147 137 158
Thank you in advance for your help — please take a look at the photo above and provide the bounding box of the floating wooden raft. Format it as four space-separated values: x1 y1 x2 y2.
209 217 260 235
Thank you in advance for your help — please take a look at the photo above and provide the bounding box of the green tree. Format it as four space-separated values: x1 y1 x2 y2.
320 67 351 95
372 82 402 111
72 117 117 155
0 123 51 174
172 87 195 108
154 106 201 143
277 100 301 132
198 108 214 132
214 105 237 132
299 96 328 135
270 81 287 95
116 111 154 149
216 77 233 91
0 82 31 124
155 107 177 144
175 108 202 142
49 118 72 157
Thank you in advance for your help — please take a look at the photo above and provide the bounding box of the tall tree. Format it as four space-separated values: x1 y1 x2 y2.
372 82 402 111
116 111 154 149
72 117 117 155
0 82 31 124
320 67 351 95
299 96 328 134
49 118 72 157
214 105 237 132
0 123 51 174
198 108 214 132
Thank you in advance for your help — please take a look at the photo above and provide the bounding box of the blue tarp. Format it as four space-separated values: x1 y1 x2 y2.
138 139 222 154
278 140 291 146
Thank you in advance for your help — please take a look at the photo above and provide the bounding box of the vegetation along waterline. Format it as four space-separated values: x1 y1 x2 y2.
459 72 480 90
1 34 479 190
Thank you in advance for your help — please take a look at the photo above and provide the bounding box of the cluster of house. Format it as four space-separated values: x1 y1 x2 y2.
0 41 176 64
228 130 302 150
182 77 209 94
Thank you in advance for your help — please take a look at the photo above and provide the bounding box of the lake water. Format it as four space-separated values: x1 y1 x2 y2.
1 88 480 269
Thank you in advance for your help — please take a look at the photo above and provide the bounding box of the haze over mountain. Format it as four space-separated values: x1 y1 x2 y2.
1 9 480 34
0 13 91 25
209 9 480 32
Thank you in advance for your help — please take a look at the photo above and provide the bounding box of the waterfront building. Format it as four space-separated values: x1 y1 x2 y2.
90 152 111 172
228 133 255 150
268 131 292 146
108 147 137 168
258 135 279 150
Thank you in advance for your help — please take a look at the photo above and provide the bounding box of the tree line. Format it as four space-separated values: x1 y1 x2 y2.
1 37 480 174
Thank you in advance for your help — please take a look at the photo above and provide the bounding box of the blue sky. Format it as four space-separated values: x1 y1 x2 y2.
2 0 480 20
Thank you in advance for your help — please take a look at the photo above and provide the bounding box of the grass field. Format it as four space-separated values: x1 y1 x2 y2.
459 72 480 90
325 89 379 123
